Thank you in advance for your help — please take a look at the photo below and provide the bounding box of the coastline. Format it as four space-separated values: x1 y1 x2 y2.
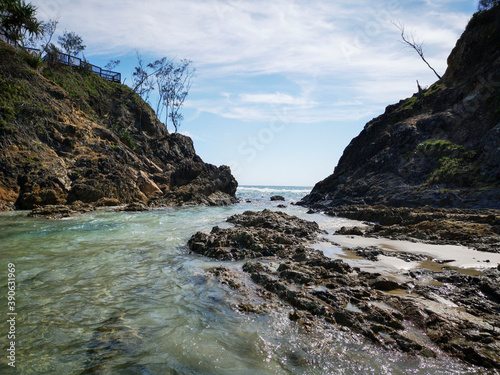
187 194 500 370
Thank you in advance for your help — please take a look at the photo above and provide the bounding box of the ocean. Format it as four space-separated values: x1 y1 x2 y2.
0 186 482 374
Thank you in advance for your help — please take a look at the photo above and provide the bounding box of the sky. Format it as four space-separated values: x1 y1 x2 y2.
31 0 479 186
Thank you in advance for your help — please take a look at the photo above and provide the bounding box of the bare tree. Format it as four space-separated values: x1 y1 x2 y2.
104 59 120 71
132 52 154 103
393 21 442 80
166 59 194 132
132 54 195 132
24 18 58 53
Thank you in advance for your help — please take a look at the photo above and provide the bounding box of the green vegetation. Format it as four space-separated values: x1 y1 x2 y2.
0 77 23 122
119 130 137 150
424 83 443 97
414 139 480 186
0 0 41 46
416 139 467 156
57 30 85 56
402 96 417 111
478 0 499 11
428 157 480 186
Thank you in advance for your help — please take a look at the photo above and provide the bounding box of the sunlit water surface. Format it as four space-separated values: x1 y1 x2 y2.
0 186 484 374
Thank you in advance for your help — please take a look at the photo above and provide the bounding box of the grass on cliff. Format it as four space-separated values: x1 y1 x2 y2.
415 139 481 187
0 43 45 131
0 41 158 153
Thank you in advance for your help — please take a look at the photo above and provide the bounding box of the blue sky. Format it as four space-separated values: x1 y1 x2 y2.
32 0 479 186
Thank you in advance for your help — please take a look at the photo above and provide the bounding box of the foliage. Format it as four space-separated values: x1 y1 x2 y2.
402 96 417 111
414 139 480 186
21 48 43 69
0 0 41 46
119 129 137 150
58 30 85 56
43 63 109 112
416 139 466 156
23 18 58 53
424 83 443 97
132 54 195 132
105 59 120 71
478 0 500 11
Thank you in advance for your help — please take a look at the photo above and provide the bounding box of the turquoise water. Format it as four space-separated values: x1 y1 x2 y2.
0 187 484 374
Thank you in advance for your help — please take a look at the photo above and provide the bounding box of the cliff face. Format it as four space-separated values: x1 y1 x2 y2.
301 6 500 209
0 42 237 210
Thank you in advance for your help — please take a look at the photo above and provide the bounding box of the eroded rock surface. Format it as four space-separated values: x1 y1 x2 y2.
329 204 500 253
189 210 500 370
0 41 237 212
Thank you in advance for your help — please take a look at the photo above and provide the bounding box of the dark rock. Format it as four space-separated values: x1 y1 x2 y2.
95 197 121 207
270 195 285 201
370 277 401 291
336 226 364 236
328 205 500 253
28 201 95 219
0 42 237 211
116 202 149 212
189 208 500 369
299 6 500 210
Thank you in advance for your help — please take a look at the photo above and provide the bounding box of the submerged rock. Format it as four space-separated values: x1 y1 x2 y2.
82 315 148 374
28 201 95 219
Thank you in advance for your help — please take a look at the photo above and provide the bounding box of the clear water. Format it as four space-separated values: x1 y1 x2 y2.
0 186 485 374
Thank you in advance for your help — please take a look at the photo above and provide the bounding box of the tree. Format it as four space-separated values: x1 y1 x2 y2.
133 55 195 132
105 59 120 71
0 0 42 46
24 18 58 53
165 59 194 132
478 0 499 11
58 30 85 56
393 21 442 80
132 53 154 104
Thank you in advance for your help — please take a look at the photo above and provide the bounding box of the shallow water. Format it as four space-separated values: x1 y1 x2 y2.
0 186 486 374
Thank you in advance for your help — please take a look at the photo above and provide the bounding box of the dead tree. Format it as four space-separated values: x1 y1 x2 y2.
393 21 442 80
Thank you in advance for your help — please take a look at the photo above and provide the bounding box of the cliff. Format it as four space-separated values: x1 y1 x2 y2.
0 42 237 211
301 6 500 209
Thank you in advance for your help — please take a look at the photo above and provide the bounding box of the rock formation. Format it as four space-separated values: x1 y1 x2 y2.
0 42 237 211
301 6 500 209
189 210 500 369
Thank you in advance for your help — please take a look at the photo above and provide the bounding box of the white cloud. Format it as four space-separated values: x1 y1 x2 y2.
31 0 475 126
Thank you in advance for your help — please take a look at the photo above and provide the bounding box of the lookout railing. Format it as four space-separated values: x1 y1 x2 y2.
44 51 121 83
1 38 122 83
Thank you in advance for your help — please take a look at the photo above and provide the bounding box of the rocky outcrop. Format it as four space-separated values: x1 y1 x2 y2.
189 210 500 370
0 42 237 211
329 205 500 252
301 6 500 209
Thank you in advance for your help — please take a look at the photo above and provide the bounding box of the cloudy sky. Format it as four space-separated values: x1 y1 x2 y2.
32 0 478 186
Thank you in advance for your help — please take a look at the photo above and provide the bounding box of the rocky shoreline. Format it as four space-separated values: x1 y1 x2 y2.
188 209 500 370
324 204 500 253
